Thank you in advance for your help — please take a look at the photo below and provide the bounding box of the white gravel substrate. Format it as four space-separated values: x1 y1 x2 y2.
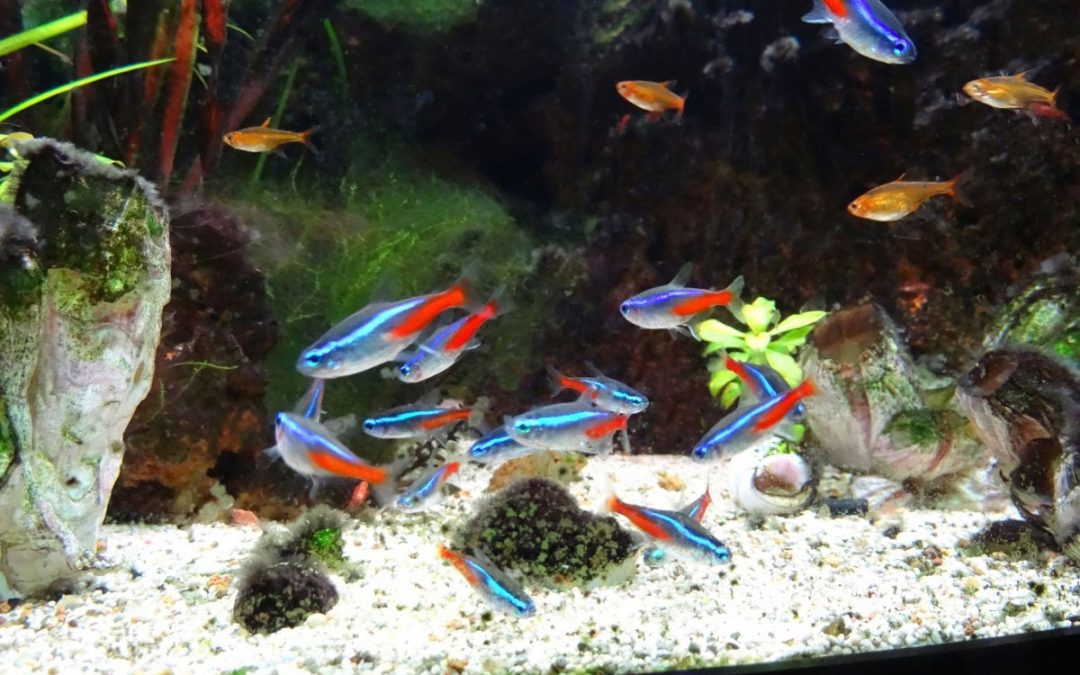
3 454 1079 674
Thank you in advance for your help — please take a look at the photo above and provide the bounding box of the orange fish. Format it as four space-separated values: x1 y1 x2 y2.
223 118 319 154
848 169 973 222
616 80 686 122
963 73 1067 121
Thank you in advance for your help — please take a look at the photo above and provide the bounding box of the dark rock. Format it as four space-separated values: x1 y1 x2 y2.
111 205 283 522
232 560 338 634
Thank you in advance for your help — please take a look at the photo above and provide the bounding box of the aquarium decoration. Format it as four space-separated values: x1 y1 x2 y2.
697 296 827 408
0 139 170 598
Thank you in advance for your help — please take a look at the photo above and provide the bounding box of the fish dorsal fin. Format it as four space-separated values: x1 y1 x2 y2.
415 388 443 407
584 361 606 378
1009 71 1030 81
802 0 836 24
260 117 271 128
894 172 908 182
670 262 694 287
660 80 677 90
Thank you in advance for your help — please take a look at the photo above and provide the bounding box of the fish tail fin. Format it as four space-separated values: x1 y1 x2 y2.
484 284 514 318
546 364 570 396
676 92 687 123
947 168 975 207
722 274 746 322
301 126 321 154
370 456 410 508
453 264 484 312
802 0 833 24
793 378 817 400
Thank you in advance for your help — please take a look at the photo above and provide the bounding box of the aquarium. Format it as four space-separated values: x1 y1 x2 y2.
1 0 1079 672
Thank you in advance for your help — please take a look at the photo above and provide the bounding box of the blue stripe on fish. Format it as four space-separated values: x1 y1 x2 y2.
692 392 790 459
364 407 453 430
278 413 355 463
626 504 730 562
851 0 903 44
302 298 426 365
469 428 525 459
465 558 536 616
622 288 702 309
512 409 610 433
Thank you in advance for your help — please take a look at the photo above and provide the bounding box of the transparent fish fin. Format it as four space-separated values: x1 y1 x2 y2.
825 27 843 43
670 261 694 287
293 378 326 420
801 1 833 24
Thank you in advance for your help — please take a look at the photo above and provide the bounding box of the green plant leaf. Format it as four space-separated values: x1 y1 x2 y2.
703 334 746 352
770 324 817 351
742 297 778 334
745 332 771 353
0 11 87 58
696 319 746 343
0 58 175 124
708 368 738 397
770 310 827 336
765 349 803 386
721 381 743 408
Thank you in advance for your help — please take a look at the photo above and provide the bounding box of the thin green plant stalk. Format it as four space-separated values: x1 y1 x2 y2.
0 10 87 58
0 58 175 124
250 58 301 186
323 18 349 103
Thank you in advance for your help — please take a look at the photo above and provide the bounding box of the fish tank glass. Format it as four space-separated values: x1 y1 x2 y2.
1 0 1079 672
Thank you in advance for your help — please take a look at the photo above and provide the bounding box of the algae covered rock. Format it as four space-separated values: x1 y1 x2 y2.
0 139 170 598
455 478 638 589
957 348 1080 561
798 304 986 498
982 261 1080 363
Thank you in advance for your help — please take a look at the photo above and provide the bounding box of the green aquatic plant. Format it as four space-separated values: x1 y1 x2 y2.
0 10 86 58
696 297 827 408
347 0 481 32
0 58 175 125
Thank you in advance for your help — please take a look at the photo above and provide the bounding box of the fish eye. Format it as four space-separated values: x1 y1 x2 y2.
891 41 909 56
399 363 412 376
619 301 631 315
275 413 285 425
513 420 530 435
304 352 321 366
363 419 376 431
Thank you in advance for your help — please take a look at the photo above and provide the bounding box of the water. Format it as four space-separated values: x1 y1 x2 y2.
1 0 1079 671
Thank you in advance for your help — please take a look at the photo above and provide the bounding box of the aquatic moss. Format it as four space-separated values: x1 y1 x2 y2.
232 560 338 634
301 528 346 569
241 156 548 462
346 0 479 33
455 478 637 589
884 409 942 450
0 397 13 481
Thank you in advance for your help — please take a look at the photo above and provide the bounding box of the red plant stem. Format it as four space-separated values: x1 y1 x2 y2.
124 10 172 167
70 37 93 146
158 0 200 186
198 0 228 176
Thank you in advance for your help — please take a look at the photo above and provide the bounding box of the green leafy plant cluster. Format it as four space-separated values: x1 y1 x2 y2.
696 296 827 408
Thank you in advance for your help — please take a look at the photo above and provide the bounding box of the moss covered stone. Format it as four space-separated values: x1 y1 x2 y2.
347 0 479 32
455 478 638 589
232 560 338 634
983 268 1080 365
0 398 13 482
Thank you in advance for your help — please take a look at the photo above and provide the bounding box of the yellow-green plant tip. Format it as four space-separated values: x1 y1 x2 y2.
743 297 778 334
696 318 743 342
720 382 742 408
770 310 827 335
745 332 771 353
708 368 738 392
771 325 816 351
0 58 175 124
764 350 802 386
0 10 87 58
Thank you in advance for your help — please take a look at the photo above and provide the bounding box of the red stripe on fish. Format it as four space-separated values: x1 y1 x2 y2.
419 409 472 430
560 376 592 395
438 545 480 586
585 415 628 439
824 0 848 18
444 301 497 352
752 380 817 432
607 496 671 541
308 450 388 484
388 285 468 339
671 291 732 317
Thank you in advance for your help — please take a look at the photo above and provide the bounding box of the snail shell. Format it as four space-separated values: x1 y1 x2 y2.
731 448 816 515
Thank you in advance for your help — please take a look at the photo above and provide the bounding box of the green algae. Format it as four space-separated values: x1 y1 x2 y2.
238 152 550 462
0 397 13 481
346 0 480 33
301 527 346 571
884 408 942 450
455 478 638 589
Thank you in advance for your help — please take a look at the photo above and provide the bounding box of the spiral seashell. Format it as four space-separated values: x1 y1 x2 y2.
731 447 816 515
